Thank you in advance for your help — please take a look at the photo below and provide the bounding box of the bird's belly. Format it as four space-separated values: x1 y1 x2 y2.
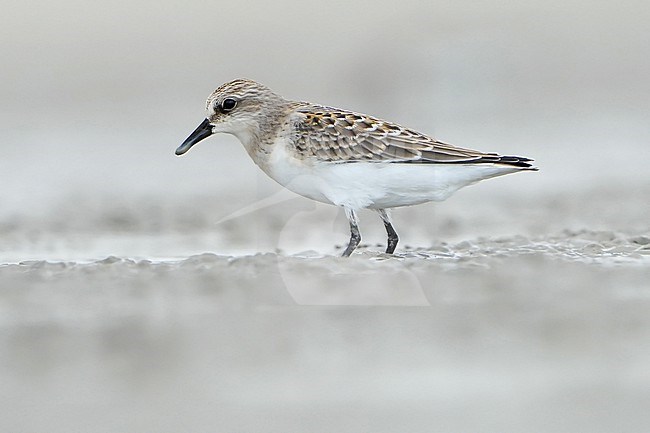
313 163 465 209
265 150 518 209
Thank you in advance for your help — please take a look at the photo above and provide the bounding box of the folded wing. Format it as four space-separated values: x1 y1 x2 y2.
292 105 536 169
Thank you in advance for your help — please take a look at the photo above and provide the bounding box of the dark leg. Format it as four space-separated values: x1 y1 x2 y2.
342 208 361 257
377 209 399 254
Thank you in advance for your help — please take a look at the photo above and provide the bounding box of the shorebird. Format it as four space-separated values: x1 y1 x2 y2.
176 79 537 256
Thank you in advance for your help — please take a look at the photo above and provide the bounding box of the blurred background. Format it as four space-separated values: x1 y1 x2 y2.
2 0 649 259
1 1 650 432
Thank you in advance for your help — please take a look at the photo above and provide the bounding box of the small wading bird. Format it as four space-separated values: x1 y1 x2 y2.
176 79 537 256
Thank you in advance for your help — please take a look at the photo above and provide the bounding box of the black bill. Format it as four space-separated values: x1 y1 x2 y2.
175 118 213 155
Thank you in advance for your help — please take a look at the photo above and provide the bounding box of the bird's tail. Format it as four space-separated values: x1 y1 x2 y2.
492 155 538 170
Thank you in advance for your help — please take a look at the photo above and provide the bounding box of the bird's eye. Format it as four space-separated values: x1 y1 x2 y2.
221 98 237 111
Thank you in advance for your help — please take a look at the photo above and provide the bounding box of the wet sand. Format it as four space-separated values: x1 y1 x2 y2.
2 186 650 433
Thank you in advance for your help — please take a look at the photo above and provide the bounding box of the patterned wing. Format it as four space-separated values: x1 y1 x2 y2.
291 105 534 167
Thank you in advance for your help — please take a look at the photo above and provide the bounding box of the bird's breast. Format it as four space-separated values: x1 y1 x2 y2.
259 141 335 205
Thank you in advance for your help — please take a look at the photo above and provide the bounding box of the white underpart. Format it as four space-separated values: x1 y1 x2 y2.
264 141 520 210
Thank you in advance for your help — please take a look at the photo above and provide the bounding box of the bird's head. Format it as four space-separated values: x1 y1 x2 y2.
176 79 285 155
